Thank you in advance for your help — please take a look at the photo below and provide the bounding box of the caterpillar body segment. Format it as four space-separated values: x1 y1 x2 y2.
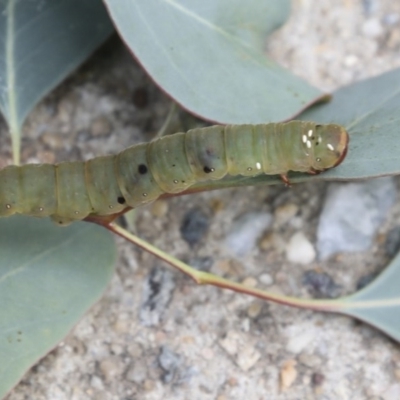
0 121 349 225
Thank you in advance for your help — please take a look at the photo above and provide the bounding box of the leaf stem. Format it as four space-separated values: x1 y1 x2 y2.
107 221 344 311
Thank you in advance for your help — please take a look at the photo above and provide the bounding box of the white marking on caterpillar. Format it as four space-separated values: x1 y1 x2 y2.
256 162 261 170
6 204 11 209
327 143 335 151
247 167 252 171
308 129 313 137
302 134 307 143
173 179 178 184
306 141 312 149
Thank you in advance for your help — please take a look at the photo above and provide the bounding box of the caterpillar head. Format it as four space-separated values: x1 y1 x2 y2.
311 124 349 172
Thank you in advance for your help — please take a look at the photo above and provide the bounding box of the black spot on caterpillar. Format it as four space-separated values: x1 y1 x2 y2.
0 121 348 225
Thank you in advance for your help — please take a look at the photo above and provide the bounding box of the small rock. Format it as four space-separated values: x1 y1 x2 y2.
259 273 273 286
286 329 317 354
311 372 325 387
219 331 260 371
219 331 239 356
317 178 397 260
298 353 323 368
362 0 378 15
140 267 175 327
90 116 112 137
280 359 298 391
225 212 272 257
180 207 210 247
362 18 383 38
126 362 147 384
286 232 316 264
158 346 182 384
99 356 125 382
90 375 104 390
247 302 263 319
382 384 400 400
188 256 213 272
236 344 261 372
151 200 169 218
384 13 400 26
274 203 299 226
241 277 257 287
302 270 342 299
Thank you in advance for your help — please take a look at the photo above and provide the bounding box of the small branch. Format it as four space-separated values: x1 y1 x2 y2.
101 221 343 312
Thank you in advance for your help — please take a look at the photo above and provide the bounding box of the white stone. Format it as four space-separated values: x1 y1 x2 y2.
286 232 316 264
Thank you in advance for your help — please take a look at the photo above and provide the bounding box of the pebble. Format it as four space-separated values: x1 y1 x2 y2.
382 384 400 400
158 346 182 384
139 267 175 327
151 200 169 218
126 362 147 384
317 178 397 260
362 18 384 38
247 302 263 319
180 207 210 247
99 356 125 382
286 329 317 354
236 344 261 372
259 273 273 286
302 270 342 299
218 331 260 371
90 115 112 136
280 359 298 390
274 203 299 226
298 353 323 368
286 232 316 264
224 212 272 257
311 372 325 387
241 277 257 287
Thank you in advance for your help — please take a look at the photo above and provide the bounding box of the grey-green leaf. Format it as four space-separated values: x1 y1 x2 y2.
299 67 400 181
104 0 325 124
0 216 116 398
335 251 400 342
0 0 114 162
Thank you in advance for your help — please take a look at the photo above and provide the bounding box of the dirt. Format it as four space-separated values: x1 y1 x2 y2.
3 1 400 399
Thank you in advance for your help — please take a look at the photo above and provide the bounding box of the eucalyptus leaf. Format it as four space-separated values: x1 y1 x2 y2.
327 251 400 342
0 216 116 398
0 0 114 162
104 0 325 124
300 67 400 181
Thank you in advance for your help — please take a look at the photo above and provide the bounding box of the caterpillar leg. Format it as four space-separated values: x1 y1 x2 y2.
280 174 291 187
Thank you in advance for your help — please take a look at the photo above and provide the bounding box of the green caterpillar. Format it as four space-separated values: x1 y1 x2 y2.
0 121 349 225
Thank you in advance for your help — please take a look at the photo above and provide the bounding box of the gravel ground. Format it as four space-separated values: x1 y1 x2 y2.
3 1 400 399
